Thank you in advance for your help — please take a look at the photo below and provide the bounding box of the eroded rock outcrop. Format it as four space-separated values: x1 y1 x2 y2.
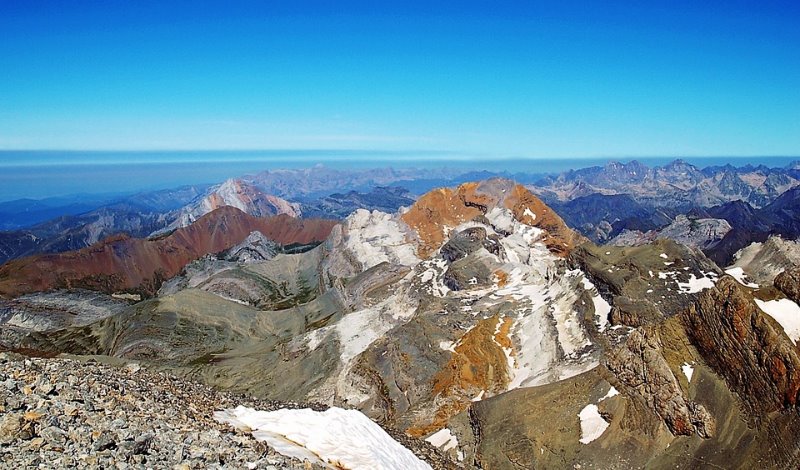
775 268 800 304
604 325 714 437
683 276 800 415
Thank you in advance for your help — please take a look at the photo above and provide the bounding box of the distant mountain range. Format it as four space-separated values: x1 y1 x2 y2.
0 158 798 270
534 159 800 209
531 159 800 265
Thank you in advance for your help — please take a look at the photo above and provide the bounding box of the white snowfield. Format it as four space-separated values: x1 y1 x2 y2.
725 267 759 288
578 385 618 444
214 406 432 470
755 298 800 344
578 405 608 444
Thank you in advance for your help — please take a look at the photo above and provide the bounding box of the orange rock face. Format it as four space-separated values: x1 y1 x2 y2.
400 185 484 259
407 315 514 437
401 179 580 259
0 207 336 298
503 184 580 256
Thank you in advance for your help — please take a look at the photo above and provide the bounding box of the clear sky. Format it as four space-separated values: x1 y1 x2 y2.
1 1 799 157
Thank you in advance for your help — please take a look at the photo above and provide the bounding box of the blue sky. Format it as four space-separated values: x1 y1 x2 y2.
1 1 799 157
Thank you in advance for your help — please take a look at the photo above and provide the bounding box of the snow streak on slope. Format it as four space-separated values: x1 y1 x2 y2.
214 406 431 470
305 293 415 364
580 277 611 332
441 208 599 391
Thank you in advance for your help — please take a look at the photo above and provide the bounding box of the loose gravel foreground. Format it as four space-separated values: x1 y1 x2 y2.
0 353 453 469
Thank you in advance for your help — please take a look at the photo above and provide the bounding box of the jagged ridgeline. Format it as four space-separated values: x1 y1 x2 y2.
2 177 800 468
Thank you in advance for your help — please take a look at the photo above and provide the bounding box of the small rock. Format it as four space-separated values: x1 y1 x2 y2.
0 413 24 443
92 430 117 451
64 404 79 417
36 380 54 396
40 426 67 447
132 432 154 455
27 437 45 451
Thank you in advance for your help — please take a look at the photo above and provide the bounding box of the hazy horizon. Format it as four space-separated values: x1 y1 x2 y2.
0 151 798 203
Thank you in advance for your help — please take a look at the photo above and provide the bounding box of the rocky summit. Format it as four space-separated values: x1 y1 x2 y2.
1 177 800 469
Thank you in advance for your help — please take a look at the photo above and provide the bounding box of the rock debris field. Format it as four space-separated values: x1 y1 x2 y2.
0 353 451 469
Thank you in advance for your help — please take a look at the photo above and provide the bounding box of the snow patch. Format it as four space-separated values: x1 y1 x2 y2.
578 404 609 444
214 406 431 470
426 428 459 452
756 298 800 344
682 363 694 383
677 273 716 294
523 207 536 220
602 386 619 400
725 267 759 288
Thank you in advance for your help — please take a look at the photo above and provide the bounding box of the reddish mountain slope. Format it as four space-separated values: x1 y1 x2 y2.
0 207 336 298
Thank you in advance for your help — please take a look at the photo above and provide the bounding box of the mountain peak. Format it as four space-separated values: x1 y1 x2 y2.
154 179 302 236
400 179 580 258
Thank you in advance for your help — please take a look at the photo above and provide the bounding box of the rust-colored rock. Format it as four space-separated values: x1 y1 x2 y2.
682 276 800 415
401 179 580 258
407 315 513 437
0 207 336 298
775 268 800 304
502 183 580 256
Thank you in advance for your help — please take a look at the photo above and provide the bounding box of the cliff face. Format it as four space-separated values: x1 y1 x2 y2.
0 207 336 298
682 276 800 415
